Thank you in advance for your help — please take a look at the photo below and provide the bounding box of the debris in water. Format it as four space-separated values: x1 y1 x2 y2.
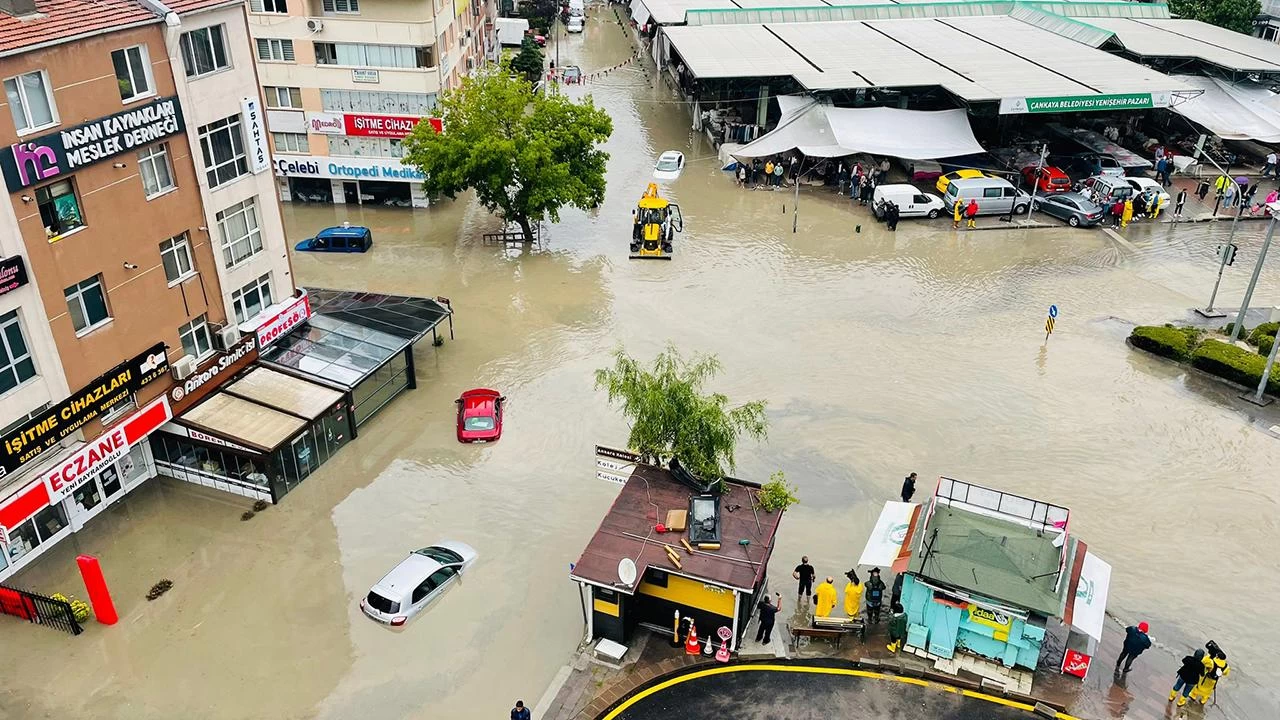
147 579 173 601
252 499 269 512
241 511 255 521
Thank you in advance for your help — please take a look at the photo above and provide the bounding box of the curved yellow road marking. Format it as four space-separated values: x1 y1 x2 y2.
600 664 1083 720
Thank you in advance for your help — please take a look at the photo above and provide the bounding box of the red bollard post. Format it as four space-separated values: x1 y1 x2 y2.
76 555 118 625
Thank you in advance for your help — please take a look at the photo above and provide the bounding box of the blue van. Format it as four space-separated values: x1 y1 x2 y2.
295 225 373 253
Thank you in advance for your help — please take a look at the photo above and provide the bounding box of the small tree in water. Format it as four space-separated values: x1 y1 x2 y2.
594 346 768 483
402 71 612 243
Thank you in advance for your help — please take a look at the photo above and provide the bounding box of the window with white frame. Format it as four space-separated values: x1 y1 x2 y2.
216 198 263 267
178 314 214 359
256 38 295 63
160 233 195 283
4 70 57 133
322 0 359 13
321 89 437 115
271 132 309 154
64 276 110 333
249 0 287 12
137 143 175 197
328 136 403 158
179 25 230 78
264 86 302 109
0 310 37 395
313 42 431 68
0 403 49 437
198 116 248 188
232 274 274 323
111 45 153 102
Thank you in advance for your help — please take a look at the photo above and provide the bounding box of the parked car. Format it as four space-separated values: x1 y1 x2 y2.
942 176 1033 216
1033 192 1106 227
294 225 373 253
872 184 946 219
1021 165 1072 194
935 168 991 195
456 388 505 443
653 150 685 181
561 65 582 84
1061 153 1125 179
361 542 479 626
1124 177 1171 208
566 15 584 32
1076 175 1134 205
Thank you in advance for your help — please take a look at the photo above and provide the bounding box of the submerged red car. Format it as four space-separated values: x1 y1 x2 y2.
1021 165 1072 194
456 388 505 443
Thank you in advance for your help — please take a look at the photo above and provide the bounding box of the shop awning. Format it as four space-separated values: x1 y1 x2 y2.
858 501 918 568
1167 75 1280 143
306 288 452 343
1068 551 1111 642
178 393 307 454
223 367 343 421
732 97 849 159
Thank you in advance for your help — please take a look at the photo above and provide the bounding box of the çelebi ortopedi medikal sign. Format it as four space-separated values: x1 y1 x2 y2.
0 96 185 191
0 342 169 479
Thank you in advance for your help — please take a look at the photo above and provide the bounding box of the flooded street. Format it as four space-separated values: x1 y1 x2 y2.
4 12 1280 720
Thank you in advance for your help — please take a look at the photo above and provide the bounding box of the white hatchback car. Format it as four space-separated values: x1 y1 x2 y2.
361 541 478 626
1124 177 1171 207
653 150 685 181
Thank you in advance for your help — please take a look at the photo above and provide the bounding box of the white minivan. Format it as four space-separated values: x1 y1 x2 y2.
872 184 946 219
943 176 1033 216
566 15 584 32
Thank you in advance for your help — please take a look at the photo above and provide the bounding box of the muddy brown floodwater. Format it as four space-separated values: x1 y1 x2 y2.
4 12 1280 720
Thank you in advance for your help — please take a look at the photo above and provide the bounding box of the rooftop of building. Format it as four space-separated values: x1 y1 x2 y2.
570 462 782 594
0 0 239 58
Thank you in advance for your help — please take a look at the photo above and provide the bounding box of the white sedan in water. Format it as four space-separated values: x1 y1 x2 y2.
360 541 478 626
1125 176 1171 207
653 150 685 181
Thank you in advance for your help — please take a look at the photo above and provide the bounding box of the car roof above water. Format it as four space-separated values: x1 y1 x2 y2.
317 225 371 239
373 553 442 599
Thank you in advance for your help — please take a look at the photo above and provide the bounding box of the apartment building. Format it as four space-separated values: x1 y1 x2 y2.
0 0 295 582
247 0 496 207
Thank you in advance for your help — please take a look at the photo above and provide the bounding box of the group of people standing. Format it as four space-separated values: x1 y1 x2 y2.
737 156 795 189
1114 622 1231 708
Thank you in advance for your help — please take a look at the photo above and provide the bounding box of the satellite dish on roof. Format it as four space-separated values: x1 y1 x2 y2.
618 558 637 586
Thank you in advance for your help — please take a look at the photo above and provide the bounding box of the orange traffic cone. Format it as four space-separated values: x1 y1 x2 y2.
715 639 730 663
685 621 700 655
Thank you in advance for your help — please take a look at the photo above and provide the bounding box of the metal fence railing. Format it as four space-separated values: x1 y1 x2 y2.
0 584 84 636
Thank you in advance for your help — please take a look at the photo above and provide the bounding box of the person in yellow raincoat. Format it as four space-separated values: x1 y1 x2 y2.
952 199 964 229
1121 198 1134 228
815 576 838 617
843 570 864 619
1190 646 1229 704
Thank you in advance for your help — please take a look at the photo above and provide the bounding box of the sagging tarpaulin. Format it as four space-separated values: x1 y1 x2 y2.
629 0 651 28
732 97 985 160
1169 75 1280 143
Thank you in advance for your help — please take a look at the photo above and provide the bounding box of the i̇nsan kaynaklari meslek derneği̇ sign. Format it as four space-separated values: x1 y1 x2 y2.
0 96 185 191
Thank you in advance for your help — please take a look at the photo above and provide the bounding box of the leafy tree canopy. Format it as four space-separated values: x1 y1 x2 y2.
402 71 612 241
1169 0 1261 35
595 346 768 482
509 35 544 82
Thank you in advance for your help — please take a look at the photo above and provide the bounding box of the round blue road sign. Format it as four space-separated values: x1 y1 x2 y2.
1049 304 1059 318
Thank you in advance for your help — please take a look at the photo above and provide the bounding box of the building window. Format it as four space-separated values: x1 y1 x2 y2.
137 143 175 198
256 38 295 63
322 0 359 13
179 25 230 78
178 314 214 359
198 116 248 188
264 86 303 109
111 45 153 102
0 310 37 395
314 42 432 69
271 132 309 154
328 136 403 158
160 233 195 283
216 198 263 267
36 179 85 240
3 70 57 134
322 89 437 115
249 0 287 11
232 273 273 323
0 403 49 436
64 276 110 334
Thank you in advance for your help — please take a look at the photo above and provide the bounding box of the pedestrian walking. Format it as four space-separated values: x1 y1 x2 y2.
764 160 774 188
1155 157 1169 186
752 158 763 187
901 472 917 502
1245 182 1260 210
885 202 900 231
793 556 815 602
1169 650 1207 707
815 576 838 617
789 155 799 182
1264 150 1277 177
1115 622 1151 673
886 602 908 653
964 198 978 229
865 568 886 623
843 569 863 619
1259 189 1279 214
1121 198 1134 228
1197 178 1210 202
773 161 784 188
859 175 872 205
1174 188 1187 218
755 592 781 644
1152 194 1166 220
877 158 890 185
837 162 848 195
511 700 531 720
1190 642 1230 705
952 199 963 229
1224 182 1237 210
1162 157 1174 185
1111 198 1124 228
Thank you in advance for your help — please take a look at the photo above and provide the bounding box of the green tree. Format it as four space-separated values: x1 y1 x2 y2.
594 346 768 484
509 35 544 82
1168 0 1260 35
402 71 612 241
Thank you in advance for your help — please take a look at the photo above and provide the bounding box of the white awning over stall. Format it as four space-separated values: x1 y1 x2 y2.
1168 75 1280 143
629 0 651 27
858 501 918 568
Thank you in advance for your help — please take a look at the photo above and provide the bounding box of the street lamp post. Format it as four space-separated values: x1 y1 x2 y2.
1195 154 1246 319
1026 144 1047 222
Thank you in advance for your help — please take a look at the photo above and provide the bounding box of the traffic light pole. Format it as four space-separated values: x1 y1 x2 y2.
1228 209 1279 343
1201 241 1234 317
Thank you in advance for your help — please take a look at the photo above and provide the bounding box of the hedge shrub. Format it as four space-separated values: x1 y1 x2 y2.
1248 322 1279 346
1259 334 1275 358
1221 322 1249 338
1129 325 1196 360
1191 340 1280 395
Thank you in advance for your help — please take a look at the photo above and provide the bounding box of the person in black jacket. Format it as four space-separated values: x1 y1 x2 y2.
1115 621 1151 673
901 472 917 503
1169 649 1207 707
865 568 887 623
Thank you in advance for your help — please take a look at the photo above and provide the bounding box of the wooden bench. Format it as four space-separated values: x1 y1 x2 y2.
791 625 848 651
813 615 866 641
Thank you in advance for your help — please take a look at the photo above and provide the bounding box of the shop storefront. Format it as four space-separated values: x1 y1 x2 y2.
274 155 428 208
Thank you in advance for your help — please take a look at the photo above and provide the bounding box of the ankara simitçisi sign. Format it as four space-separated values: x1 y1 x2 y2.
256 293 311 348
0 255 29 297
168 334 259 415
0 342 169 478
0 96 184 191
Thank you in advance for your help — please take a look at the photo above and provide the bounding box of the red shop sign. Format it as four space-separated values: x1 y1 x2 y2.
256 293 311 349
343 113 443 139
1062 648 1091 679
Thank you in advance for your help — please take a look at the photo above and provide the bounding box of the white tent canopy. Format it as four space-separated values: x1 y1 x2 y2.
1169 75 1280 143
733 98 985 160
1070 551 1112 642
858 501 918 568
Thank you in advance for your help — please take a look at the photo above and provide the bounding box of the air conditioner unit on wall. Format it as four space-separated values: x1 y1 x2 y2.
215 325 243 351
172 355 198 380
307 18 324 32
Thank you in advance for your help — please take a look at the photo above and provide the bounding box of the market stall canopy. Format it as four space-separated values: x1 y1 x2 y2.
733 98 985 160
1167 75 1280 143
178 393 307 455
224 367 343 421
1067 551 1111 642
858 501 919 568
